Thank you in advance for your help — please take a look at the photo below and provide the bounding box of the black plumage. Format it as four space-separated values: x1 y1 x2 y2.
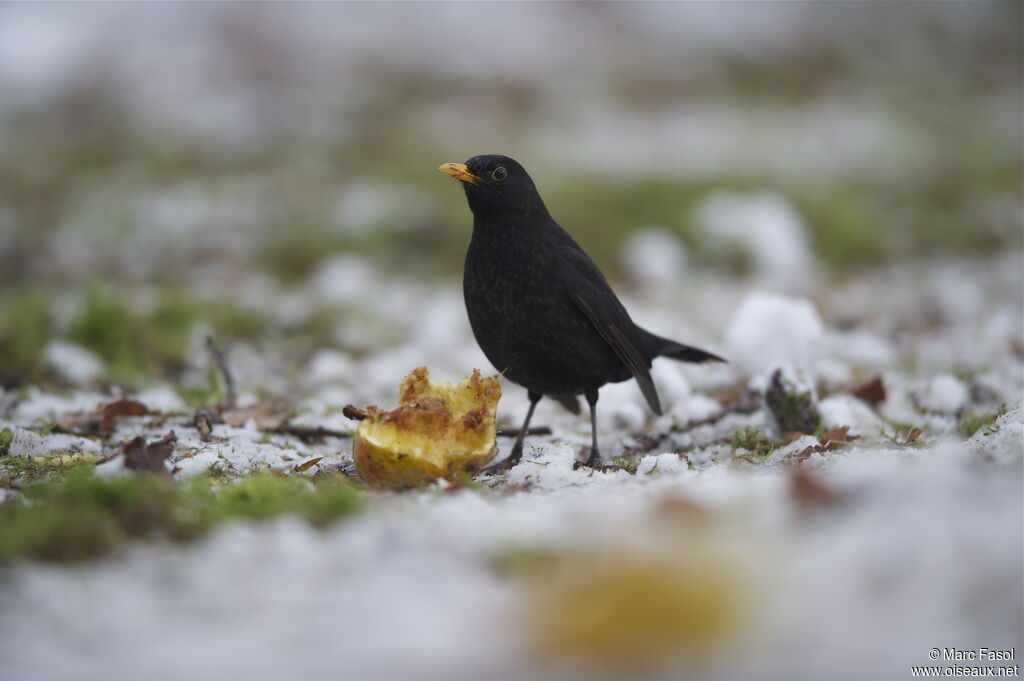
439 155 723 467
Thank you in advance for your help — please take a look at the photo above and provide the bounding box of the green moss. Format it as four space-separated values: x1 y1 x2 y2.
0 450 99 487
0 429 12 457
0 469 363 565
959 407 1006 438
296 475 365 528
67 286 135 373
0 287 54 386
608 455 640 475
211 474 311 520
0 455 50 486
59 285 270 388
887 421 916 435
730 427 776 462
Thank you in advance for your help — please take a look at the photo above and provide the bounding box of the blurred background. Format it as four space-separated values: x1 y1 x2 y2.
1 6 1021 680
1 1 1021 395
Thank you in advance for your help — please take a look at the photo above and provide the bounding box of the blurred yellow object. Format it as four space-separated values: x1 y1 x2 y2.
351 367 501 487
527 548 745 672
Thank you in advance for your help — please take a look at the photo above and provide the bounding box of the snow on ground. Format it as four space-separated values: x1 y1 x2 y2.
0 250 1021 681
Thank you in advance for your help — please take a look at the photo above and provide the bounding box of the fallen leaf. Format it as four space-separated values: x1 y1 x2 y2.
293 456 323 473
901 427 923 445
851 376 886 407
122 431 177 478
818 426 853 451
782 445 820 466
99 399 150 433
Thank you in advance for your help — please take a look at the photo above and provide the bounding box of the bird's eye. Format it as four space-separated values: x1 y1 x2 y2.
491 166 508 182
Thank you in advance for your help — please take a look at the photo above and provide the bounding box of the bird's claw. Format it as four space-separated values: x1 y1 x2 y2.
483 443 523 474
482 456 518 474
573 448 602 470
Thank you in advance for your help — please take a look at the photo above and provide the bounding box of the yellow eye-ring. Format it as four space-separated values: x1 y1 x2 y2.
491 166 508 182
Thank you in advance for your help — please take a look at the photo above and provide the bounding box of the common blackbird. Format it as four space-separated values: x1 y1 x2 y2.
439 155 724 467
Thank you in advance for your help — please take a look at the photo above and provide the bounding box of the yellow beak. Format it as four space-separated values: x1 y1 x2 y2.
438 162 481 185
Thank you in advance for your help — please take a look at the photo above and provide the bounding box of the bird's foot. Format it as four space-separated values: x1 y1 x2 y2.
483 443 523 474
574 447 602 470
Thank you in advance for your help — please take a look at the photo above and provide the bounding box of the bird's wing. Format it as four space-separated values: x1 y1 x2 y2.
559 245 662 415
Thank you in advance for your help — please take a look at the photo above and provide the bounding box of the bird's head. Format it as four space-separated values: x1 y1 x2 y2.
438 155 545 220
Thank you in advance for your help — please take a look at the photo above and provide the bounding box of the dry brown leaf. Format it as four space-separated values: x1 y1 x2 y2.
782 445 819 466
293 456 323 473
901 427 923 445
122 431 176 478
818 425 853 451
99 399 150 433
851 376 887 407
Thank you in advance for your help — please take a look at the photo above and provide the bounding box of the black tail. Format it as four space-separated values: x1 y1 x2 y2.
549 394 582 415
641 329 727 364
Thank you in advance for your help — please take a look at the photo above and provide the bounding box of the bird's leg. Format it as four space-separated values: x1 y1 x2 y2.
509 391 542 463
487 391 541 471
584 388 601 468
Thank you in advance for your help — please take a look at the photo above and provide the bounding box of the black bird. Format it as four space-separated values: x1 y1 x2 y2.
439 155 724 467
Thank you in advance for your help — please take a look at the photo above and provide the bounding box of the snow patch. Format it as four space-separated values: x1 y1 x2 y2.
693 190 814 283
918 374 970 414
818 394 883 437
637 452 691 475
44 341 103 385
620 226 688 291
725 293 825 376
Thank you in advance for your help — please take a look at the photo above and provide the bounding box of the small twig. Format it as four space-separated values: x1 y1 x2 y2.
676 409 735 432
496 426 552 438
342 405 367 421
617 402 742 459
206 335 237 409
270 424 352 443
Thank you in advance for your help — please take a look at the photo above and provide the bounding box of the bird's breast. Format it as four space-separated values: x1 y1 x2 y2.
462 227 625 394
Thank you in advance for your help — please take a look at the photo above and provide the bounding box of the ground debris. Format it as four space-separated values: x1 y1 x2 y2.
193 408 216 442
293 456 323 473
765 368 821 433
122 431 177 478
342 405 367 421
818 426 854 451
56 398 153 436
783 426 857 465
272 424 351 443
851 375 886 407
